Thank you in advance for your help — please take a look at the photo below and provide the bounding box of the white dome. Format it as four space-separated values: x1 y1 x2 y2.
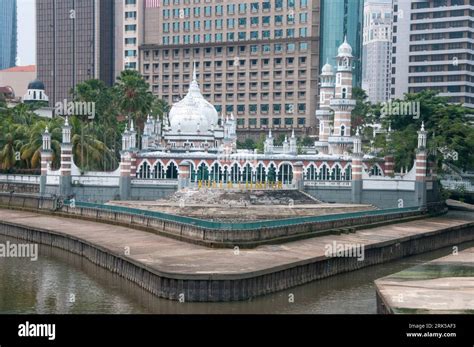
338 36 353 57
321 61 334 75
168 66 218 134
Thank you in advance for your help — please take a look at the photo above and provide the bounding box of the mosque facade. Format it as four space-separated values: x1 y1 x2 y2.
37 40 440 209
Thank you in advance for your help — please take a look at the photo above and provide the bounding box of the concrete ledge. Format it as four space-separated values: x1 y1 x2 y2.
0 209 472 302
375 247 474 314
0 192 448 248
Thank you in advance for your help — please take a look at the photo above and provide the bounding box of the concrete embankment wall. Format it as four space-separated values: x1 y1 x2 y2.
0 216 472 302
0 193 440 248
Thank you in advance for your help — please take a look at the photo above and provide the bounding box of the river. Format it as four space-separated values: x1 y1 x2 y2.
0 234 472 314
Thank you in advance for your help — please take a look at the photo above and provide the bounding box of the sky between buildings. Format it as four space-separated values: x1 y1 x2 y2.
17 0 35 66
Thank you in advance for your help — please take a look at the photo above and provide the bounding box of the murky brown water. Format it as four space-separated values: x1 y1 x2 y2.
1 232 472 314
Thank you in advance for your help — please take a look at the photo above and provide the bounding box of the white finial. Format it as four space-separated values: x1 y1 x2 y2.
291 129 295 138
421 121 425 131
344 35 348 44
356 127 360 136
230 112 234 120
284 136 288 143
130 119 134 131
193 61 197 81
64 116 69 126
269 129 272 138
45 126 49 134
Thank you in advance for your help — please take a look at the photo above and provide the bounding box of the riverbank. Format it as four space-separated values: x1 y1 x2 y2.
0 209 473 302
375 246 474 314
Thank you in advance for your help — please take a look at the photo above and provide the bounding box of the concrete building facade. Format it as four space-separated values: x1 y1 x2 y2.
391 0 474 109
36 0 115 106
362 0 392 103
319 0 363 87
139 0 321 138
0 0 17 70
114 0 145 78
0 65 36 99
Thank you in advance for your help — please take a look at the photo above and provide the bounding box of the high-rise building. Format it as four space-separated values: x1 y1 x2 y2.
362 0 392 104
319 0 363 87
114 0 145 78
0 0 17 70
392 0 474 109
139 0 321 138
36 0 115 106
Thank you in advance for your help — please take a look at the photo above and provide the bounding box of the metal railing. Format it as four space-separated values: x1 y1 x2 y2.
63 199 421 231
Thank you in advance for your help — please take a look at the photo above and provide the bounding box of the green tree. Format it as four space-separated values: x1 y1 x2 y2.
114 70 154 126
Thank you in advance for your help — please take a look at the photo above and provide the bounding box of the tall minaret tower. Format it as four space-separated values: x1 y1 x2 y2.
315 60 335 154
328 37 357 155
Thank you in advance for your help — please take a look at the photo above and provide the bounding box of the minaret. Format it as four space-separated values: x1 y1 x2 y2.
264 129 274 154
40 126 52 196
384 123 395 177
328 36 357 155
351 127 363 204
289 129 297 155
60 117 72 196
315 60 335 154
119 122 134 200
415 122 428 208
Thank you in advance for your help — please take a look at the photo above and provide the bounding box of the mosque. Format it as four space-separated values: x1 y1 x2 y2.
38 39 439 209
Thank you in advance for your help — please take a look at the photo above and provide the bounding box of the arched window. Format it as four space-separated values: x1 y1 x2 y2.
267 164 277 183
306 164 317 180
319 164 329 180
153 162 165 179
137 162 151 179
197 163 209 181
210 163 222 182
370 164 383 176
333 165 342 180
256 164 266 182
340 125 345 137
166 162 178 179
242 164 253 183
344 165 352 181
231 163 241 182
342 88 347 99
278 164 293 184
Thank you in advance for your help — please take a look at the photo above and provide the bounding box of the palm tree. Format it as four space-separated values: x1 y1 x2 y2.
114 70 153 126
69 116 118 172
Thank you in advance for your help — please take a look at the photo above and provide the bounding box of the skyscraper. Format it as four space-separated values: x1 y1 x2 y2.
0 0 17 70
139 0 322 138
114 0 145 78
392 0 474 109
320 0 363 87
36 0 115 106
362 0 392 103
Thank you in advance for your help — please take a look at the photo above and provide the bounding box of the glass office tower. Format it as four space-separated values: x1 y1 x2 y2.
0 0 18 70
320 0 363 87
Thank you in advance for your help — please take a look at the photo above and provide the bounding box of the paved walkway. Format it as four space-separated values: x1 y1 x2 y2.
0 209 472 279
375 247 474 313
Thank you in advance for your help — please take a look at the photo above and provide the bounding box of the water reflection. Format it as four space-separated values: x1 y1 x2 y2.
0 234 472 314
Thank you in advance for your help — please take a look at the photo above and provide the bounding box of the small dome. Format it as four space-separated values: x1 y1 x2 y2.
337 36 353 57
28 79 45 90
321 62 334 75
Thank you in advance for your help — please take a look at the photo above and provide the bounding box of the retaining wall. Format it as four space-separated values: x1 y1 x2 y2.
0 217 472 302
